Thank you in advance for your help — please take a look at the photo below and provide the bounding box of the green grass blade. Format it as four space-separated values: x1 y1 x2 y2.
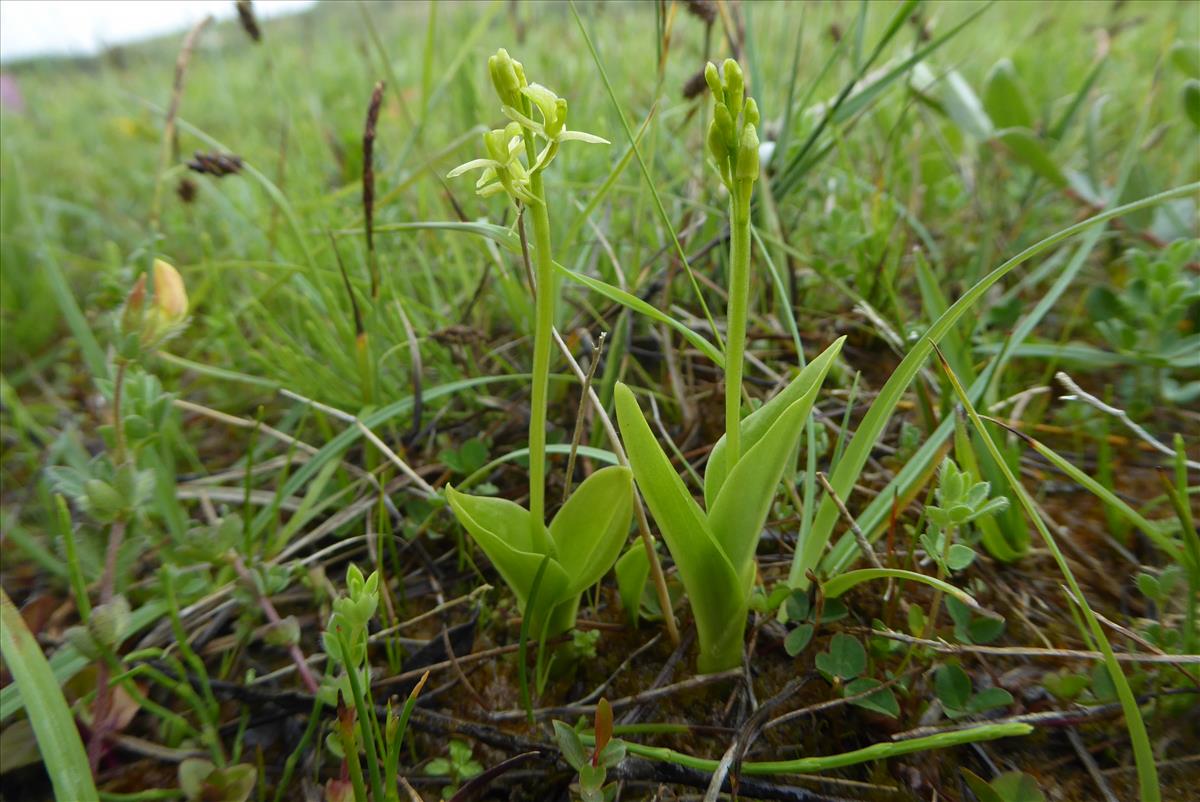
937 351 1160 802
0 589 99 802
553 261 724 368
984 417 1184 563
793 181 1199 589
823 569 993 617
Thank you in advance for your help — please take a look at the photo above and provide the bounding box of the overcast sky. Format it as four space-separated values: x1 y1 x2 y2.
0 0 315 63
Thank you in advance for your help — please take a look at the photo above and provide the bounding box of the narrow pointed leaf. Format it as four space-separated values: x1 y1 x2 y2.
706 337 844 507
0 590 98 802
447 158 502 178
614 383 746 671
558 130 610 144
708 396 811 577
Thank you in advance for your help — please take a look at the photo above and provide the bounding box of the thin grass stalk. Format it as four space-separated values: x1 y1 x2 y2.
150 15 212 236
584 721 1031 774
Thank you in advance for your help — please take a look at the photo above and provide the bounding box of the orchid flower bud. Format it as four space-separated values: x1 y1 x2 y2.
707 116 729 168
743 97 760 127
713 102 736 151
704 61 723 102
722 58 744 117
488 48 525 107
735 123 760 182
484 127 509 162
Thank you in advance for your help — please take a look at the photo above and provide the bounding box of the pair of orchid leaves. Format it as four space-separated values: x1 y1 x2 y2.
446 341 844 667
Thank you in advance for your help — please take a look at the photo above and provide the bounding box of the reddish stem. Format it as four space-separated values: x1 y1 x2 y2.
229 553 321 694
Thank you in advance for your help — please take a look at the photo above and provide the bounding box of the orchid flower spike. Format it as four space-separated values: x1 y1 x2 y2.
449 48 608 204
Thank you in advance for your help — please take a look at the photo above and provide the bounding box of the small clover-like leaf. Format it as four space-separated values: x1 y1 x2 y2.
845 677 899 718
784 623 814 657
935 664 972 711
815 633 866 680
947 544 976 571
990 771 1046 802
424 758 451 776
967 686 1013 715
785 590 811 623
1042 669 1090 701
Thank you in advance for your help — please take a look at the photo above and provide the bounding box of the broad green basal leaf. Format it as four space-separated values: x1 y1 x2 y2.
983 59 1034 130
445 487 569 611
549 465 633 595
994 128 1067 187
615 542 651 627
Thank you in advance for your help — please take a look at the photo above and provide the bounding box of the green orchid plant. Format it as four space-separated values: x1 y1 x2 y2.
615 60 845 672
445 49 632 638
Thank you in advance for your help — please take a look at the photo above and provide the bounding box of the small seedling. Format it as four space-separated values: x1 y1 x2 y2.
1086 241 1199 405
178 759 256 802
553 699 625 802
424 739 483 799
919 458 1010 575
